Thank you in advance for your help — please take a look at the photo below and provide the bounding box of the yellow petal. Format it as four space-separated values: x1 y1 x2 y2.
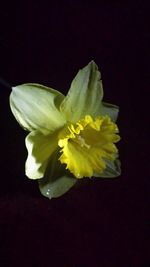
58 115 120 178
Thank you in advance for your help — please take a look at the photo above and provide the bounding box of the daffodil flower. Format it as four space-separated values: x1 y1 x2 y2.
10 61 121 198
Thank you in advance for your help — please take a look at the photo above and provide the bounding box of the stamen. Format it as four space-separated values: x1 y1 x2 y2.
76 135 90 149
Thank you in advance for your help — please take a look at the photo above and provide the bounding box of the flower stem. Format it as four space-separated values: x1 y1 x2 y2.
0 77 12 90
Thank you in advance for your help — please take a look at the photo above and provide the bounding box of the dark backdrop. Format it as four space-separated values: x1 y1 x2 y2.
0 1 149 266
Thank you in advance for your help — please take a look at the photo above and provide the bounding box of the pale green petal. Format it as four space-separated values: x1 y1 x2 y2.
25 130 58 179
10 83 66 134
39 150 77 199
94 157 121 178
60 61 104 122
99 102 119 122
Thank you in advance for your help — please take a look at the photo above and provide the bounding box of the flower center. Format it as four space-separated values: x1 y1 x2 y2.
75 135 90 149
58 115 120 178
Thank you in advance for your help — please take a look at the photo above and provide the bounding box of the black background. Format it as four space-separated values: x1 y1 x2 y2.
0 1 149 266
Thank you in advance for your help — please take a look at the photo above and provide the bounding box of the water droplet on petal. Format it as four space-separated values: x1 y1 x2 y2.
46 189 52 199
46 188 51 196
